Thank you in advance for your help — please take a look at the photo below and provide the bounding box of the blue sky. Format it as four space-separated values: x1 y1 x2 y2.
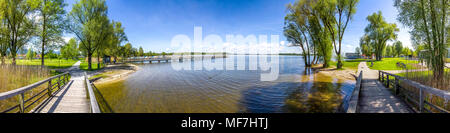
63 0 413 54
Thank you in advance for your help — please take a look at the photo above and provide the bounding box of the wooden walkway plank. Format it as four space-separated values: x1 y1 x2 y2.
357 62 413 113
33 61 90 113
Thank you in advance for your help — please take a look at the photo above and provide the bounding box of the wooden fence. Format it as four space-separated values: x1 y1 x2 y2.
379 71 449 113
341 71 363 113
0 72 70 113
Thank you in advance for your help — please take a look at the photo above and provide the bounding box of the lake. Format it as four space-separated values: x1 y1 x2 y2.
95 55 356 113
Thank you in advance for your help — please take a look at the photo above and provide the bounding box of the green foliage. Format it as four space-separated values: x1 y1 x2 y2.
355 47 361 55
105 21 127 62
79 60 104 71
35 0 66 66
394 41 403 57
60 38 79 59
315 0 360 69
359 35 373 57
0 0 40 65
26 48 36 60
138 46 144 57
395 0 448 79
369 58 418 70
363 11 399 61
123 43 132 58
67 0 111 70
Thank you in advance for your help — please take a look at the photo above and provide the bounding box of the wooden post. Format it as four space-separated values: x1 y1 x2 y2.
379 71 381 81
395 77 399 95
386 75 390 88
18 93 24 113
419 88 425 113
57 76 61 90
48 80 53 97
419 88 424 113
382 73 384 83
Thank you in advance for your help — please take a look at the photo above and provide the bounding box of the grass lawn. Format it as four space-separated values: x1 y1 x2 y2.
369 58 418 70
7 59 78 69
330 59 369 70
80 61 105 71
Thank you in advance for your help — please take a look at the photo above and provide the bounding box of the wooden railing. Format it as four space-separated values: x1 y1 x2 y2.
84 72 101 113
379 71 450 113
0 72 70 113
342 71 363 113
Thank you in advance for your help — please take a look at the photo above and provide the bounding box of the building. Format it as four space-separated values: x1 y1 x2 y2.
345 53 361 59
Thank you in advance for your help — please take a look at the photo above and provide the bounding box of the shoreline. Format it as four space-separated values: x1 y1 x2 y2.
89 63 139 84
311 64 358 81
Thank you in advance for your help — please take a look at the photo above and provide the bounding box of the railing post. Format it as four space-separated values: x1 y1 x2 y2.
395 77 399 95
386 75 390 88
419 88 424 113
57 76 61 90
47 80 53 97
381 73 384 83
18 93 24 113
378 71 381 81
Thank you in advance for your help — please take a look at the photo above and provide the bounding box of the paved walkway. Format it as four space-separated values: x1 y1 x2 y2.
357 62 412 113
32 61 90 113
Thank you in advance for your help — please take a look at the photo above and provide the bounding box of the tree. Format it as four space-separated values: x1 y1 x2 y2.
66 0 110 70
0 0 39 65
138 46 144 57
355 47 361 55
363 11 399 61
394 41 403 57
36 0 65 66
284 0 334 68
395 0 448 79
284 1 312 67
316 0 360 69
61 38 78 59
26 48 36 60
360 34 373 58
105 21 127 63
385 45 393 57
0 6 8 65
123 43 132 58
402 47 412 56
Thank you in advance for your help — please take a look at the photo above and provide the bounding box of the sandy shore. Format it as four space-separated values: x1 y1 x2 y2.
311 64 358 81
89 63 139 84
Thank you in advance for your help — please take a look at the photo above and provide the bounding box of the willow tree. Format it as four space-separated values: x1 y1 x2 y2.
0 2 7 65
395 0 449 79
36 0 66 66
394 41 403 57
364 11 399 61
67 0 110 70
284 1 312 67
316 0 359 69
359 34 373 58
0 0 39 65
105 21 127 63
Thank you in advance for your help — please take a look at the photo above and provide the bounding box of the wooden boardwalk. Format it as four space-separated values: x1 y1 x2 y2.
357 62 413 113
32 61 90 113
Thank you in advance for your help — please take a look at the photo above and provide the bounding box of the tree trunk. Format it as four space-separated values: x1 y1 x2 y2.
12 56 16 65
41 11 46 67
41 42 45 67
336 54 343 69
88 53 92 70
97 54 100 69
312 54 317 65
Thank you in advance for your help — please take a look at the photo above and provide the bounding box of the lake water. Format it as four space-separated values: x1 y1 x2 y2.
95 55 355 113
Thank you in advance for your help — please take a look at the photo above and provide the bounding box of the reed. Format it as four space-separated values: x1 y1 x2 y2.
0 65 52 112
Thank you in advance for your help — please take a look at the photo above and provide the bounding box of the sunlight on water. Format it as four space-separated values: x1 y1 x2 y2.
95 56 355 113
